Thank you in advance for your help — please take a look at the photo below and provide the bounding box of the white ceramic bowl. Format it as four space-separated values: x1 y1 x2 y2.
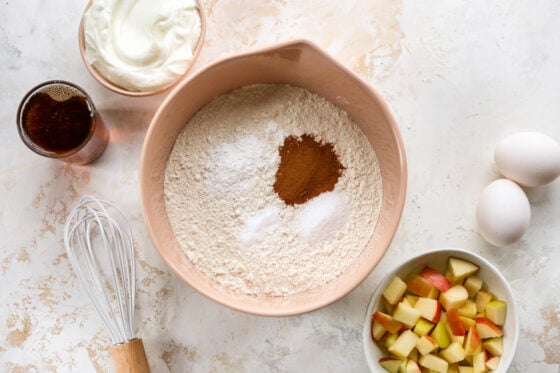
78 0 206 96
362 248 519 372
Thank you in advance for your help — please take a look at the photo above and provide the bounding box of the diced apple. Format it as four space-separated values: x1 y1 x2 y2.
475 291 494 314
482 337 503 356
449 334 465 346
414 298 442 323
413 318 435 337
485 301 507 326
447 257 480 281
379 357 405 373
440 342 466 364
448 364 460 373
372 319 387 341
384 276 408 305
485 356 500 370
405 359 422 373
393 302 422 327
440 285 469 311
373 311 403 334
445 268 458 284
388 330 420 359
464 326 482 356
406 295 419 307
430 320 450 349
473 350 487 373
419 354 449 373
384 332 399 349
409 348 418 362
464 275 484 298
401 298 412 308
406 274 439 298
445 308 466 337
416 335 438 355
376 256 507 373
459 316 476 330
475 318 503 339
384 298 396 314
420 266 452 292
457 300 477 319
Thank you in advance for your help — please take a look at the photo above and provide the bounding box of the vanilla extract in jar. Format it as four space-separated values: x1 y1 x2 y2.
17 81 108 164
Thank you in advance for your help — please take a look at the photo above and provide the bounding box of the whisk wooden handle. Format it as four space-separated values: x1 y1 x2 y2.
109 338 150 373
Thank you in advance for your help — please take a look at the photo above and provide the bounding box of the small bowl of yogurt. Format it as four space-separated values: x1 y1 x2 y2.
78 0 205 96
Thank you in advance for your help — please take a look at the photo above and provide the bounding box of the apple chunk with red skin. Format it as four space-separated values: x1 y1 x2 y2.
378 357 404 373
420 266 452 292
406 274 439 298
414 297 442 323
464 326 482 355
416 334 438 355
371 319 387 341
373 311 403 334
445 308 465 337
475 317 503 339
485 356 501 370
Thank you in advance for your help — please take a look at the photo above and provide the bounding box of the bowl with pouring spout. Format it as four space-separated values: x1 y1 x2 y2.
140 40 407 316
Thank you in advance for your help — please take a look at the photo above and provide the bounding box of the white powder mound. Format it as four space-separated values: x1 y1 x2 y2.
298 191 350 243
164 84 383 297
240 207 281 247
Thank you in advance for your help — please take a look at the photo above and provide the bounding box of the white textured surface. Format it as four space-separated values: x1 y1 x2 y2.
1 0 559 371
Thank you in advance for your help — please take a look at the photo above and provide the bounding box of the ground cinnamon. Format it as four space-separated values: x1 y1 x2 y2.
274 134 345 205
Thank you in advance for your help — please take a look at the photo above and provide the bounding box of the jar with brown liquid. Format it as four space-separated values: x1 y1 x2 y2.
17 80 108 164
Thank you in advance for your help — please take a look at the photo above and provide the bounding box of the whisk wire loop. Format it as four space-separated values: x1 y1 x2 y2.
64 196 137 345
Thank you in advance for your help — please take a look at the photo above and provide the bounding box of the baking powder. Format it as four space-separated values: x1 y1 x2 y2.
164 84 382 296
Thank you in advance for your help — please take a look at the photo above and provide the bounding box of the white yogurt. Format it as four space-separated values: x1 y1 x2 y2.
83 0 201 92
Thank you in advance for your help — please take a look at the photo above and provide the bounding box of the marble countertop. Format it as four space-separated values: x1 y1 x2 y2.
1 1 559 372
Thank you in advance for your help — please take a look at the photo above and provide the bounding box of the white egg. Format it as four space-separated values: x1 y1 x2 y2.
476 179 531 247
494 131 560 187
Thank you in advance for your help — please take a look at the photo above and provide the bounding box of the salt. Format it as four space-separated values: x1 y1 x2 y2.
298 191 350 243
240 207 281 246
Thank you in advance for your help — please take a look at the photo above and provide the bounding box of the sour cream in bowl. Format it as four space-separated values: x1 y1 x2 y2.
79 0 205 96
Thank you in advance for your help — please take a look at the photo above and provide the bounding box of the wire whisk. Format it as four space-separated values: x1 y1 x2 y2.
64 195 149 372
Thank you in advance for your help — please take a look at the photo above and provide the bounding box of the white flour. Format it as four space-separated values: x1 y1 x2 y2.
164 84 382 296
